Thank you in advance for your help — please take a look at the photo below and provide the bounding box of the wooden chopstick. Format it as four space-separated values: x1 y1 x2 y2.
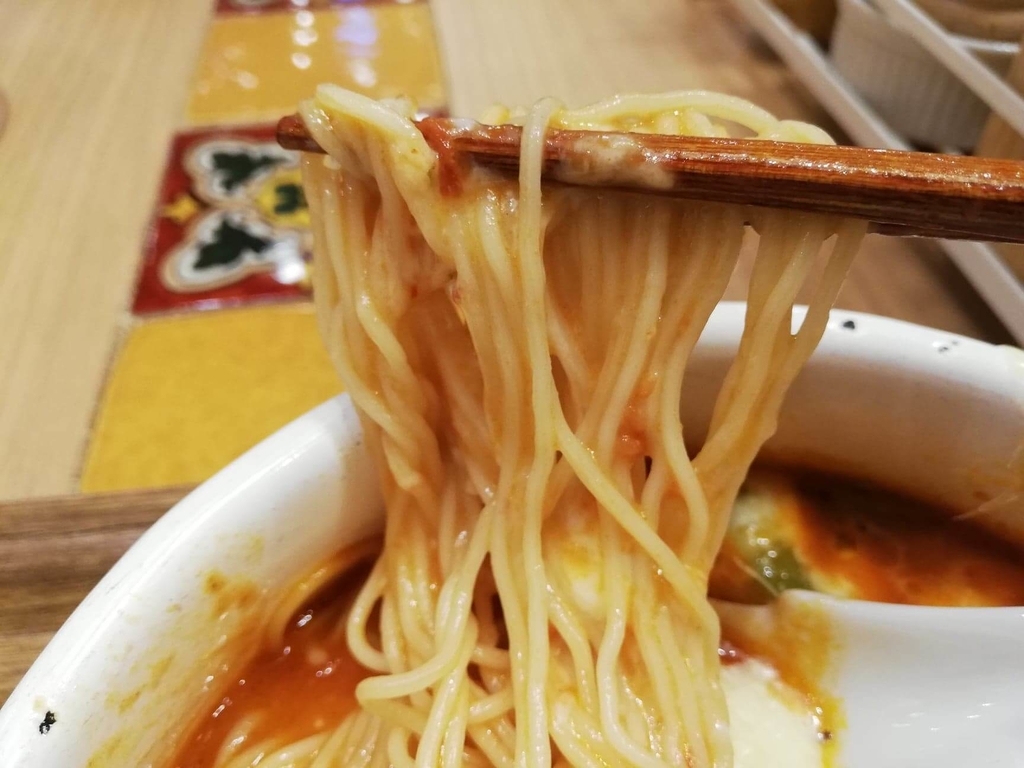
277 114 1024 244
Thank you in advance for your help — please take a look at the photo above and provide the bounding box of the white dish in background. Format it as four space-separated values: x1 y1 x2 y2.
0 304 1022 767
730 0 1024 344
830 0 1019 149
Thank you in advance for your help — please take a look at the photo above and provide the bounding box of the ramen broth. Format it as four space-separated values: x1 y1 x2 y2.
171 467 1024 767
170 566 371 768
711 468 1024 606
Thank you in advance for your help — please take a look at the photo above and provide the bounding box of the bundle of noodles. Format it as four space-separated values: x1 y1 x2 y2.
284 87 865 768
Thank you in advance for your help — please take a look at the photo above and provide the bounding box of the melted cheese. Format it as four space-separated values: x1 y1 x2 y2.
722 657 825 768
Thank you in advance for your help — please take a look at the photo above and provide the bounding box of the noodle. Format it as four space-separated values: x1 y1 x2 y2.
218 87 866 767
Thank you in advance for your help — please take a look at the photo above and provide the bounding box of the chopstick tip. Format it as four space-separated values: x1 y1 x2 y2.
277 114 323 153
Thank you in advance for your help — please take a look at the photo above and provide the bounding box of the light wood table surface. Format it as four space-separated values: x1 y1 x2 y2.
0 0 1014 503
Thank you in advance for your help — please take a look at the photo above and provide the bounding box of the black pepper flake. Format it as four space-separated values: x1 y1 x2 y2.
820 729 833 742
841 319 856 330
39 711 56 735
937 344 951 354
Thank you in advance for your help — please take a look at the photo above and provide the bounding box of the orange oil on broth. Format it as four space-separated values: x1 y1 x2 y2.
170 565 371 768
789 471 1024 606
171 468 1024 766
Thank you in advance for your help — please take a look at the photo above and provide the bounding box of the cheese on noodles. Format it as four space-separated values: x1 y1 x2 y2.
250 86 865 767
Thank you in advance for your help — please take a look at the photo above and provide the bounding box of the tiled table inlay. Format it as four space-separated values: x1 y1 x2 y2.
188 4 446 125
81 306 341 493
76 0 447 493
133 125 311 315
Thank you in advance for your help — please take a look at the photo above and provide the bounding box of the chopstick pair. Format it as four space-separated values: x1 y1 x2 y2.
277 113 1024 244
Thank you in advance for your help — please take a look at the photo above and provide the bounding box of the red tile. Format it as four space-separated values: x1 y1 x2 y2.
132 125 312 315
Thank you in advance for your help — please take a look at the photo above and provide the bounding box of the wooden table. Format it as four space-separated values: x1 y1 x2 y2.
0 488 188 703
0 0 1015 703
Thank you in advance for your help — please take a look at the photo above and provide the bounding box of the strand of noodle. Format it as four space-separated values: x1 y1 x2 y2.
390 511 437 657
477 200 522 311
662 606 722 763
550 697 623 767
310 711 381 768
555 414 713 625
517 97 564 767
701 218 826 456
212 716 261 767
593 205 669 464
298 88 869 768
346 559 389 672
263 538 379 649
593 512 666 768
313 84 429 153
474 202 528 483
467 687 516 724
222 732 325 768
694 221 854 531
389 507 489 708
442 686 472 768
571 216 651 441
544 291 589 401
443 219 523 551
576 202 604 371
694 223 824 517
437 478 459 575
485 506 529 760
466 720 515 768
426 353 494 495
555 409 725 757
543 205 653 507
315 177 426 485
557 92 788 138
386 725 419 768
414 622 478 767
342 195 440 514
541 209 589 406
470 644 510 673
352 248 440 511
363 698 428 736
378 568 410 673
604 465 659 756
461 207 535 762
546 589 599 711
647 211 745 559
633 599 691 764
359 506 491 700
659 606 724 765
543 209 644 513
301 159 340 346
720 257 808 422
702 223 863 556
469 576 510 671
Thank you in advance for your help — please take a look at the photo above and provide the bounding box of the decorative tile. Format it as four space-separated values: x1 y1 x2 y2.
188 5 446 126
133 125 312 315
80 305 341 493
216 0 419 13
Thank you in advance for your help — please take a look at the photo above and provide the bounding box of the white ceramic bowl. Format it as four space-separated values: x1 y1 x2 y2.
1 304 1022 767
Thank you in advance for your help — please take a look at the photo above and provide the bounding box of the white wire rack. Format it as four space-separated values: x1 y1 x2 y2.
730 0 1024 343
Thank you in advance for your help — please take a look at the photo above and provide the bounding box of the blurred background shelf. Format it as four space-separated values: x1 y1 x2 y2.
733 0 1024 343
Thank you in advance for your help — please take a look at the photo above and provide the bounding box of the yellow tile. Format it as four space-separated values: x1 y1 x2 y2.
81 305 341 493
188 5 446 125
